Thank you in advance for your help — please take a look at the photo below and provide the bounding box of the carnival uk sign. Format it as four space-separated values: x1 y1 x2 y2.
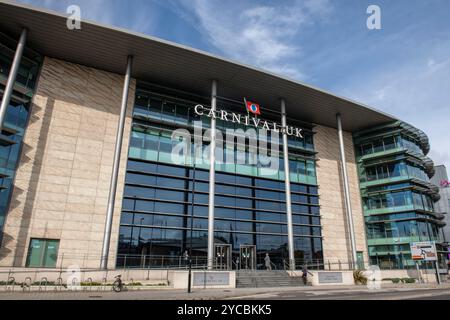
194 104 303 138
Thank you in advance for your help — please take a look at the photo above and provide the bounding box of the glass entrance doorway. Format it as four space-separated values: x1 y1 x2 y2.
214 244 231 270
240 245 256 270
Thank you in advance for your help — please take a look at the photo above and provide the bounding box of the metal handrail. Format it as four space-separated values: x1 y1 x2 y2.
6 276 15 292
101 277 107 292
55 277 63 292
86 277 93 291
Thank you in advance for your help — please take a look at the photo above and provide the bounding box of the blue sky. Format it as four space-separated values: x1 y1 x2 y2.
17 0 450 170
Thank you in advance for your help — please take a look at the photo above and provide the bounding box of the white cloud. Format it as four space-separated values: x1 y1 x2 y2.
170 0 332 80
340 53 450 171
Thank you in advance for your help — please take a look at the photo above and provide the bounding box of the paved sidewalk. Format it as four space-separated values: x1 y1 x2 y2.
0 283 449 300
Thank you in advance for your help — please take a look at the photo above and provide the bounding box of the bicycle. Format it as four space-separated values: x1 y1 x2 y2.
112 275 123 293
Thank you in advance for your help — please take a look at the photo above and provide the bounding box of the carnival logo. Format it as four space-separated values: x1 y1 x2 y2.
440 180 449 188
245 99 261 115
194 104 303 138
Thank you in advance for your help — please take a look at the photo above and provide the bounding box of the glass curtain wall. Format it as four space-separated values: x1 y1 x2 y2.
117 84 323 269
354 122 447 269
0 32 41 243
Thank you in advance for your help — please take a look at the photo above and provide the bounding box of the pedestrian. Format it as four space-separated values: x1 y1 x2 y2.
264 253 272 271
302 265 308 285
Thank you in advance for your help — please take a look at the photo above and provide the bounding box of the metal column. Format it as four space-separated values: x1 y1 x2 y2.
0 28 27 130
100 56 133 269
281 99 295 270
336 113 358 267
207 80 218 270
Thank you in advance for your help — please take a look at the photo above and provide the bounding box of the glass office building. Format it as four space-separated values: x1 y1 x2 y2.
0 2 447 274
116 84 323 269
354 122 447 269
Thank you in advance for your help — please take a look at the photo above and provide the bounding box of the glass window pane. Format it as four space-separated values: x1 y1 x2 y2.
154 201 185 214
373 139 384 153
383 136 396 150
43 240 59 268
26 239 44 267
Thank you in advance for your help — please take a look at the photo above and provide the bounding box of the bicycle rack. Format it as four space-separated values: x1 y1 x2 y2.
71 277 79 291
55 277 63 292
128 278 134 291
6 276 15 292
39 277 48 292
22 277 32 292
85 277 93 291
101 277 107 292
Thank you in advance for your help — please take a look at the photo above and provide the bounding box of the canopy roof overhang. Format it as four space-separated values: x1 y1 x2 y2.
0 0 399 132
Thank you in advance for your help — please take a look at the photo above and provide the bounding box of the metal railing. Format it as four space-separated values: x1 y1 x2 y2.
116 254 209 270
12 252 446 275
116 255 354 271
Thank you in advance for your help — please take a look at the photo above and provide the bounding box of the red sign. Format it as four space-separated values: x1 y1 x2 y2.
441 180 449 187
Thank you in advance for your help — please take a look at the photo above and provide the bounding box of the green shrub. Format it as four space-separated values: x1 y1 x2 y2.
80 282 104 286
401 278 416 284
353 270 368 285
31 281 59 286
391 278 401 284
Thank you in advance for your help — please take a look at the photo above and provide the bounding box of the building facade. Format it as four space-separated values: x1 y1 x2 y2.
0 2 446 271
353 123 447 270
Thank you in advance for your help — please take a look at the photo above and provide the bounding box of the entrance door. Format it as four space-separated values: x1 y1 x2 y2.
240 245 256 270
214 244 231 270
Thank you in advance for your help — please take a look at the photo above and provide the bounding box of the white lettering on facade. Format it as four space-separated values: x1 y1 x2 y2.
207 108 216 119
252 118 261 128
194 104 205 116
220 110 229 121
232 113 241 124
193 104 303 138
